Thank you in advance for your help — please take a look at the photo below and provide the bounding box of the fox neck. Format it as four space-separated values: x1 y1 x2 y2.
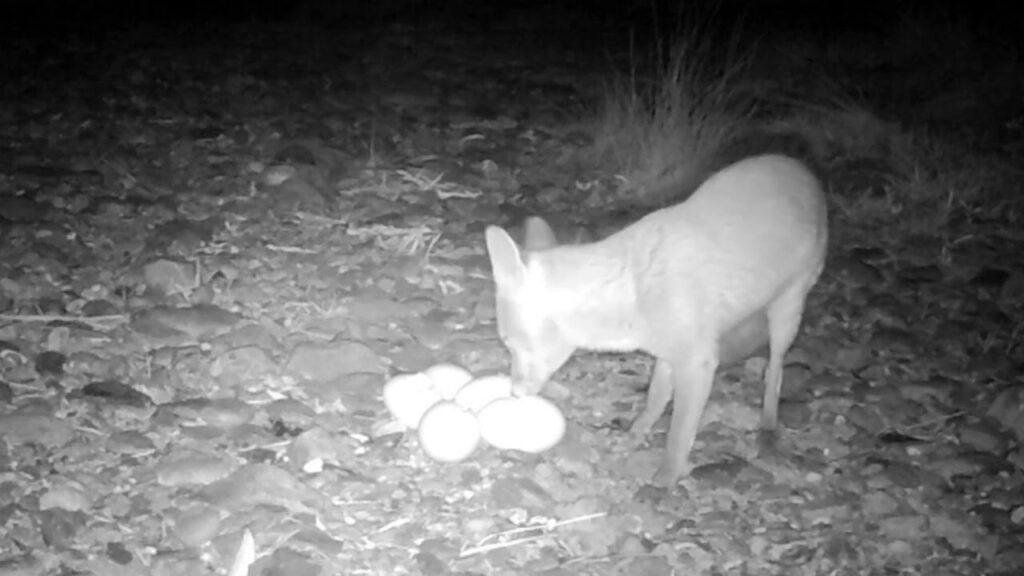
527 245 643 352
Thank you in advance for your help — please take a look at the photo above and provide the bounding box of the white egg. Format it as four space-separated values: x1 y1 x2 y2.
422 363 474 399
478 396 566 454
382 372 444 430
418 401 481 463
453 374 512 414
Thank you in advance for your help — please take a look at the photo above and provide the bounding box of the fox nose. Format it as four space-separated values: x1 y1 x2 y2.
508 364 530 397
508 370 535 397
510 374 546 397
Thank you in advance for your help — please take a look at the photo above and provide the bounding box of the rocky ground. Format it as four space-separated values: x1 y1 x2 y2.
1 4 1023 576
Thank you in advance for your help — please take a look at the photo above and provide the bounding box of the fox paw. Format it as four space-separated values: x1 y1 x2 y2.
628 415 656 437
651 463 685 488
626 428 651 449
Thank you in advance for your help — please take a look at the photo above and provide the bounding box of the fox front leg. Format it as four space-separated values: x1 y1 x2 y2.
652 351 718 487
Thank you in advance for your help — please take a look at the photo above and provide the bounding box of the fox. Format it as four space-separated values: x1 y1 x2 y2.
485 154 828 486
519 213 773 365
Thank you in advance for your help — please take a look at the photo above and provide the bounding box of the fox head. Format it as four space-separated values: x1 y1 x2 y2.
485 218 576 397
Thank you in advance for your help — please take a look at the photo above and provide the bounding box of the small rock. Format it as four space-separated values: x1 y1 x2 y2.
209 346 277 387
0 195 50 222
197 398 255 428
284 339 384 382
141 259 198 296
490 477 554 511
39 481 93 512
77 380 153 408
863 292 909 327
131 304 243 347
959 421 1010 454
987 386 1024 442
107 430 156 454
884 539 914 559
66 351 124 378
150 551 208 576
172 506 222 548
623 449 663 483
844 404 885 434
618 534 647 556
388 341 438 373
276 174 326 211
264 398 315 427
1011 505 1024 526
154 451 238 487
780 362 814 398
878 515 927 541
251 548 322 576
871 460 926 489
834 255 885 286
287 427 345 470
925 454 987 483
106 542 133 566
38 509 86 548
418 537 459 565
463 516 498 539
209 322 282 354
81 299 121 317
691 455 750 484
410 309 455 350
801 501 850 526
833 344 872 372
869 326 918 357
0 413 74 446
200 463 323 515
413 551 446 576
861 491 899 517
34 351 66 376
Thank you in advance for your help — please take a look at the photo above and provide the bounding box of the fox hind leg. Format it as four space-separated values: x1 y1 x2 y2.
761 279 815 431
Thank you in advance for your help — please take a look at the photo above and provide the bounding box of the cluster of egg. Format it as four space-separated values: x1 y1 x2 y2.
382 363 566 462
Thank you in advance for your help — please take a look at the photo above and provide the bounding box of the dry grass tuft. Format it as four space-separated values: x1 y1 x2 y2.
588 5 1021 264
591 11 758 206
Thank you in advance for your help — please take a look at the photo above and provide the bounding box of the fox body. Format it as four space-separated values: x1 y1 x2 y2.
485 154 828 485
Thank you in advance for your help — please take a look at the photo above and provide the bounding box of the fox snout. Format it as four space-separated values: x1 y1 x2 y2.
509 378 543 397
504 342 574 397
505 348 550 396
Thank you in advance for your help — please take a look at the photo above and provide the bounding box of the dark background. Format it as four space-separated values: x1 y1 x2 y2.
0 0 1017 34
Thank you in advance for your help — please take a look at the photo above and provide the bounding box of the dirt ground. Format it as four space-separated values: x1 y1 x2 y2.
1 2 1023 575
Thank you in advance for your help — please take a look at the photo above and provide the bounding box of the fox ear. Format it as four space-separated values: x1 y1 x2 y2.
522 216 559 251
485 225 526 285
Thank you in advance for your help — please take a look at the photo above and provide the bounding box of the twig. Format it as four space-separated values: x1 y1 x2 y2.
459 535 547 558
0 313 128 327
459 512 608 558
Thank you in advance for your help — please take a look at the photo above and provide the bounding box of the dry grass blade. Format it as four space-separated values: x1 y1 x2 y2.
459 512 608 558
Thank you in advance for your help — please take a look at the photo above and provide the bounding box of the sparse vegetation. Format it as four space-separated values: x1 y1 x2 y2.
591 2 1021 266
591 9 758 205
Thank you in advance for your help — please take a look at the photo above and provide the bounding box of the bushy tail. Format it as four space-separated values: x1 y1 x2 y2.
629 127 824 211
